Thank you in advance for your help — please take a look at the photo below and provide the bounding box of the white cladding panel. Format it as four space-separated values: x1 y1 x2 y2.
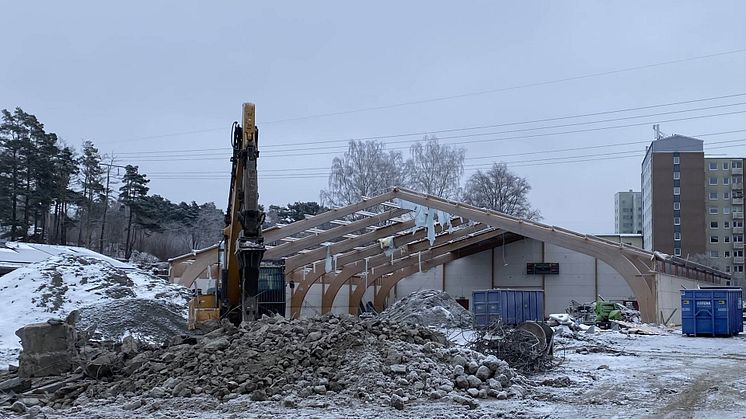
597 261 635 301
444 250 492 299
394 266 443 299
543 244 596 314
492 239 542 288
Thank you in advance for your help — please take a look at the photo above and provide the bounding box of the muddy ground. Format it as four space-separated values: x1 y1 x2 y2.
29 326 746 418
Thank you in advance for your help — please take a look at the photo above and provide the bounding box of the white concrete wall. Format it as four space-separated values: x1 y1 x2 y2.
597 261 635 301
655 273 700 325
492 238 542 288
444 249 491 299
393 266 443 300
543 244 596 314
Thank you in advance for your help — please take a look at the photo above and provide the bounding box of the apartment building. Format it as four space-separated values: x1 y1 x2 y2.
703 157 745 277
641 135 705 257
614 190 642 234
641 134 744 284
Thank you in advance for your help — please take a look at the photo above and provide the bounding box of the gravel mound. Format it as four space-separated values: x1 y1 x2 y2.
69 315 528 411
380 289 474 328
78 299 188 344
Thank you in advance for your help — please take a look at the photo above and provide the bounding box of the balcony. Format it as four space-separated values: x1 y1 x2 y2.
735 257 745 264
734 212 744 219
733 182 744 190
733 167 743 175
734 227 744 234
733 198 744 205
734 242 744 249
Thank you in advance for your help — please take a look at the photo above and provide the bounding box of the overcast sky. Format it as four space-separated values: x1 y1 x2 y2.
3 1 746 233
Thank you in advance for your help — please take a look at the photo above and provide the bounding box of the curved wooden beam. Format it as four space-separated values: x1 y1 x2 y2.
347 228 503 314
322 223 487 314
391 188 657 322
289 218 467 318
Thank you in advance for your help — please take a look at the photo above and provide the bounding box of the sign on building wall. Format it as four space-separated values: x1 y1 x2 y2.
526 262 560 275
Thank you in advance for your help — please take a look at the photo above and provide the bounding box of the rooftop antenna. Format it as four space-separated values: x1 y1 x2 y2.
653 124 666 140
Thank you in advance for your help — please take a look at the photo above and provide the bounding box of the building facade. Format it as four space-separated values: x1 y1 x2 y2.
614 190 642 234
702 157 745 277
641 135 705 257
641 134 744 284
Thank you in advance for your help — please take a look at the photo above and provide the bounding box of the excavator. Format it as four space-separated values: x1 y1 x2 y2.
188 103 273 327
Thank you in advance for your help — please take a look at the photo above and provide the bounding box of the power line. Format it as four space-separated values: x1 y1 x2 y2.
258 47 746 124
143 135 746 180
113 92 746 155
118 109 746 163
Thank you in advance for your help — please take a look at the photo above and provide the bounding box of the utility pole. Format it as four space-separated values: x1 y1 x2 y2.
98 158 126 255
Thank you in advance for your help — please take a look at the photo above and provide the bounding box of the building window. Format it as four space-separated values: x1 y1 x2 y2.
733 160 743 169
726 235 731 243
724 177 731 185
674 248 682 256
672 217 680 225
736 265 744 273
673 172 680 180
711 235 719 243
710 162 718 170
734 234 744 243
727 266 732 273
674 232 682 240
674 156 680 164
710 177 718 185
735 220 744 228
724 162 730 170
725 251 731 258
736 250 744 257
709 207 719 214
724 207 731 214
710 192 719 200
710 250 720 258
724 192 731 199
725 221 731 228
711 221 719 229
674 202 681 210
674 187 681 195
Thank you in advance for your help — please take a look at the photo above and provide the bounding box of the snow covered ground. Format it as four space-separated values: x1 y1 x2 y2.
39 325 746 418
0 254 190 367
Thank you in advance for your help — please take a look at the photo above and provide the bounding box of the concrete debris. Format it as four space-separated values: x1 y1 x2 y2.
15 321 77 378
1 314 530 412
379 289 473 328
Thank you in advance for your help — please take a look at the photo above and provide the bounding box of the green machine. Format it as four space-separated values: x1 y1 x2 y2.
595 301 622 328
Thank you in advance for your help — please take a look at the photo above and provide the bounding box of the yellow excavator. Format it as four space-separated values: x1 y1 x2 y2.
188 103 272 328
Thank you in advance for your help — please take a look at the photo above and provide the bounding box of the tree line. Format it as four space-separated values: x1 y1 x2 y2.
0 107 224 260
320 136 540 219
0 107 540 261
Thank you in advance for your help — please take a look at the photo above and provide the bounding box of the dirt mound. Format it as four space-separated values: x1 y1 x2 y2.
77 299 188 345
380 289 474 328
0 254 190 366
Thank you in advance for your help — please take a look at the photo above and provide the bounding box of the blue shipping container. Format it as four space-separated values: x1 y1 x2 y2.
681 289 743 337
472 289 544 327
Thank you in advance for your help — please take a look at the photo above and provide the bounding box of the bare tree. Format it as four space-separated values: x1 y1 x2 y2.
405 136 465 199
321 140 403 207
463 163 541 220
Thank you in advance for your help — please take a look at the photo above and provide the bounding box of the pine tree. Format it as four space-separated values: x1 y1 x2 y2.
119 165 149 259
77 141 104 247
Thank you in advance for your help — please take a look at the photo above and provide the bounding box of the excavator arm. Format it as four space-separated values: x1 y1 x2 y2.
222 103 266 323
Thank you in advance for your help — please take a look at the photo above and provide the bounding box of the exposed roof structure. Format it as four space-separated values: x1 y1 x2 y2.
259 187 728 323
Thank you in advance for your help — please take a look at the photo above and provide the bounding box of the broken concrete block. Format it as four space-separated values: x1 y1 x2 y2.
15 321 77 377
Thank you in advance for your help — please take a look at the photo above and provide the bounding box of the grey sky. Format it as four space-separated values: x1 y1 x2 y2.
2 1 746 233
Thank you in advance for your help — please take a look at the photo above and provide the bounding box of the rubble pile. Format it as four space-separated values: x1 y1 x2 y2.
2 315 530 413
379 289 474 328
77 299 188 344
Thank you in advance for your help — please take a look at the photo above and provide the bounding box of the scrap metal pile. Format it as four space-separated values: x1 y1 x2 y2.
468 321 556 373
